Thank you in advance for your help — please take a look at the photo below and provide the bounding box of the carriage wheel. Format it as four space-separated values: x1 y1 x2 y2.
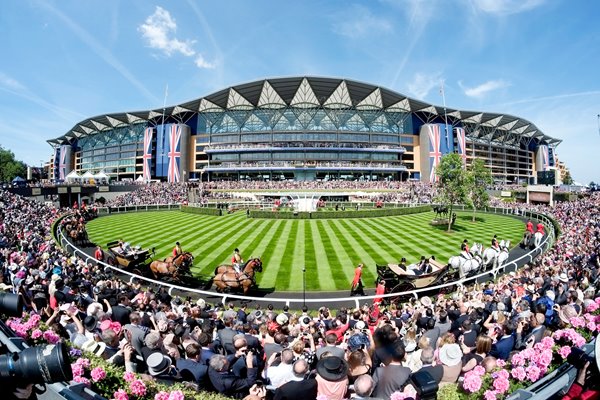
390 282 414 304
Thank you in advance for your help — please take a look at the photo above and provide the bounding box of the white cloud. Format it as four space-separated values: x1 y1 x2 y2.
332 6 393 38
138 6 196 57
470 0 546 16
407 72 442 99
0 72 25 91
459 79 510 98
194 55 216 69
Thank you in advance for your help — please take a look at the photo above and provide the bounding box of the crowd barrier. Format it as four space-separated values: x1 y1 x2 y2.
58 205 556 309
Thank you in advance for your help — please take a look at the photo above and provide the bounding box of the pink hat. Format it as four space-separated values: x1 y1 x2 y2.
99 320 122 335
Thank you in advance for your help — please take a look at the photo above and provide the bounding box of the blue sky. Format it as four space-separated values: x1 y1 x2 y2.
1 0 599 184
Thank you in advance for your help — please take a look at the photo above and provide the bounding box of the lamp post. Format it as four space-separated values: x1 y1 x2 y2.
302 266 306 308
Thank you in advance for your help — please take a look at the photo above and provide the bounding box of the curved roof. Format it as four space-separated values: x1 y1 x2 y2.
48 76 561 147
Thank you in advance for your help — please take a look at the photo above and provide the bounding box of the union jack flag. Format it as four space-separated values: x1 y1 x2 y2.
167 125 181 183
428 124 442 182
59 145 68 180
142 127 153 181
455 127 467 164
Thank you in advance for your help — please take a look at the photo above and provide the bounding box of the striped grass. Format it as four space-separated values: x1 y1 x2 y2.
85 211 524 291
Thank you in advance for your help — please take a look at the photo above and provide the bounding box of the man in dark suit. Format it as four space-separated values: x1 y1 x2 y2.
176 343 210 389
217 316 238 354
515 313 546 350
353 374 383 400
490 322 515 360
208 351 257 397
414 348 443 383
110 293 132 326
274 359 317 400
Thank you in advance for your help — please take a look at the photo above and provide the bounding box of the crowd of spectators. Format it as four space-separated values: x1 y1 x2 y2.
106 183 189 207
1 186 599 399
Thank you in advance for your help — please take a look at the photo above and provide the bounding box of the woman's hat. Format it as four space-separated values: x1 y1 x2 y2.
403 339 417 353
439 343 462 366
559 305 578 324
559 273 569 283
348 334 370 352
316 356 349 382
420 296 432 308
81 339 106 357
276 313 289 325
99 320 122 335
355 320 366 330
146 352 172 376
300 316 312 327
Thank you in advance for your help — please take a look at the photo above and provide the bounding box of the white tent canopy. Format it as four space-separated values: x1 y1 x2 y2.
65 170 81 182
82 171 95 179
94 171 109 181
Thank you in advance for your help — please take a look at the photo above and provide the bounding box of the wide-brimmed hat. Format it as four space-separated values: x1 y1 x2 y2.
545 291 556 301
420 296 432 308
559 273 569 283
300 316 312 327
355 320 366 330
439 343 462 366
348 334 370 352
146 352 172 376
276 313 289 325
83 315 98 332
316 356 349 382
559 305 578 324
404 340 417 353
81 339 106 357
99 320 122 335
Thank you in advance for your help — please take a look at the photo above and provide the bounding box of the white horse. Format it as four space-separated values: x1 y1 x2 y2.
534 231 544 248
448 242 480 270
458 243 483 279
483 240 510 270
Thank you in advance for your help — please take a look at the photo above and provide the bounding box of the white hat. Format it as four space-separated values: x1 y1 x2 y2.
355 321 366 330
559 273 569 283
81 339 106 357
439 343 462 366
404 340 417 353
420 296 432 308
576 289 584 303
146 352 172 376
276 313 289 325
196 298 206 309
545 290 555 301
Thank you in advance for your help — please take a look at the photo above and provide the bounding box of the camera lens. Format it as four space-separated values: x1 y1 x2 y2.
0 342 73 384
0 293 22 317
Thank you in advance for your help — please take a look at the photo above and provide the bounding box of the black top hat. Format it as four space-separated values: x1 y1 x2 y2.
316 357 349 382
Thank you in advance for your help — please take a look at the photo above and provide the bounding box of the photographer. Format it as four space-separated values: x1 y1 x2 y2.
563 357 600 400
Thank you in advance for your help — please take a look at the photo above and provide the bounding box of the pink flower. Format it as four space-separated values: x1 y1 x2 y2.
129 379 146 397
113 389 129 400
526 365 542 382
484 389 498 400
123 372 136 382
495 369 509 380
473 365 486 376
75 358 91 368
31 329 43 340
584 312 596 321
587 321 597 332
496 359 506 368
511 352 525 366
167 391 184 400
493 377 510 394
538 349 553 368
155 392 170 400
558 346 572 359
512 366 527 381
71 364 84 378
73 376 90 386
390 392 409 400
42 330 60 344
541 336 555 350
570 317 585 328
594 297 600 305
90 367 106 382
463 371 483 393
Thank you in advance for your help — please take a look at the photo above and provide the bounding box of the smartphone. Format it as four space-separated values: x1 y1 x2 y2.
255 380 263 388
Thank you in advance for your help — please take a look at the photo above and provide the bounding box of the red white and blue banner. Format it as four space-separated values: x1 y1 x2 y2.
428 125 442 182
167 124 182 183
419 123 454 183
58 145 72 180
142 127 153 181
454 127 467 164
537 144 550 171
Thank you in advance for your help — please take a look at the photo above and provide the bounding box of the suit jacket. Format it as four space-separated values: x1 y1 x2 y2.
490 335 515 360
417 365 444 384
176 358 209 387
111 304 132 326
208 366 257 398
515 326 546 349
218 327 238 354
274 378 318 400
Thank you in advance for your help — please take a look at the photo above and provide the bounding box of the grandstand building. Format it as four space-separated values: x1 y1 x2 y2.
47 77 562 184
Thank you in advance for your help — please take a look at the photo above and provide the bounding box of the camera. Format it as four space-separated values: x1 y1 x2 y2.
0 292 23 317
0 342 73 384
567 347 599 381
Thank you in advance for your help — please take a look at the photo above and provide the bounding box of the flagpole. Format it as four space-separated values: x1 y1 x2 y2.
160 84 168 181
440 80 449 146
597 114 600 137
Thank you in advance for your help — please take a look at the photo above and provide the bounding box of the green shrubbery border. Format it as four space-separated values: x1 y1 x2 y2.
248 205 432 219
180 205 223 216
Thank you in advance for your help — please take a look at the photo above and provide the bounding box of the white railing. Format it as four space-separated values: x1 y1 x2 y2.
57 206 557 309
96 203 182 215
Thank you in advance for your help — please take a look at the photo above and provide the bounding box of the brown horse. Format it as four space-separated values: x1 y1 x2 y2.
149 252 194 280
213 258 263 294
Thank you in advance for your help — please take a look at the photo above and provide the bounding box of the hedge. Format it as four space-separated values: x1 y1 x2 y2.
248 205 432 219
180 205 223 216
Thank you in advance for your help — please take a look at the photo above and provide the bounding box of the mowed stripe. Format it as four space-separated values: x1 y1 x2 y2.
85 210 524 291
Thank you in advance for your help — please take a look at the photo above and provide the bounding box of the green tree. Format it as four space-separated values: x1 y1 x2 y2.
435 153 469 232
0 146 27 183
466 158 493 222
562 169 574 185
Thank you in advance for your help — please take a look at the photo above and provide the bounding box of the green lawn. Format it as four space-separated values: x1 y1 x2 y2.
85 210 524 291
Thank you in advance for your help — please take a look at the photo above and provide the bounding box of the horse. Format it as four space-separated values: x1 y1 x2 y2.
432 205 448 220
212 258 263 295
482 240 510 270
520 231 533 249
149 252 194 280
534 232 544 248
448 242 481 271
457 243 483 279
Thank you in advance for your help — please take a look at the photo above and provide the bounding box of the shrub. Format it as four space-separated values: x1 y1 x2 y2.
180 205 222 216
248 205 431 219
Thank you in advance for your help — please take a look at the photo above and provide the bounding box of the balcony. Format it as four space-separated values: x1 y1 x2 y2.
204 161 407 172
204 143 406 154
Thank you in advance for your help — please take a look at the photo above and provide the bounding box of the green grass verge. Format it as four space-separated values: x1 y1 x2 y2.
85 210 524 292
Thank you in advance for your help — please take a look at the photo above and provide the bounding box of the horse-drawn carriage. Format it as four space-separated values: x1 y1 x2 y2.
106 240 154 270
376 257 458 300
